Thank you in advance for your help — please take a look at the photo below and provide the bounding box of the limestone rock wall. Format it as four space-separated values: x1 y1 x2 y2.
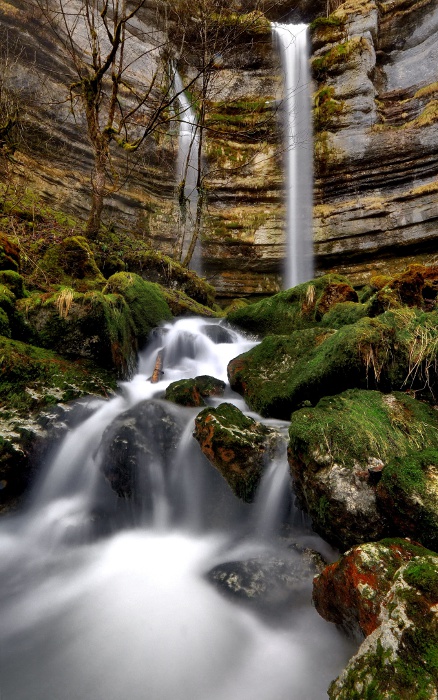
313 0 438 283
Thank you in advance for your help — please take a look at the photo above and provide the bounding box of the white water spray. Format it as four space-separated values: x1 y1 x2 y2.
273 23 314 288
174 72 202 273
0 318 353 699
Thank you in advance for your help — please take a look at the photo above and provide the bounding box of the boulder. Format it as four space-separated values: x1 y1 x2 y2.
313 538 432 638
227 274 358 336
103 272 172 348
228 309 438 419
17 289 137 377
193 402 280 502
97 399 183 500
325 546 438 699
39 235 105 290
165 375 226 408
288 389 438 550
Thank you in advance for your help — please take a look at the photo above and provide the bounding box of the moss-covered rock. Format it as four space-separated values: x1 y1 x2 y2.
161 287 219 318
313 538 434 639
0 270 27 299
193 402 281 502
0 335 115 505
369 264 438 315
0 232 20 272
377 448 438 551
165 375 226 407
328 552 438 699
165 379 205 407
103 272 172 349
39 236 105 290
288 389 438 549
227 274 357 336
228 309 438 419
17 289 137 376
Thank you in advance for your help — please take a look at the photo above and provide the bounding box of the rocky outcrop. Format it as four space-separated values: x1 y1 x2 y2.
193 402 281 501
317 541 438 700
312 0 438 283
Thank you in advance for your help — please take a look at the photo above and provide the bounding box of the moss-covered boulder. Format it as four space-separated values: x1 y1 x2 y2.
0 283 35 343
313 538 433 639
0 232 20 272
377 448 438 552
288 389 438 549
161 287 219 318
0 335 115 506
165 375 226 407
165 379 205 407
39 236 105 290
228 309 438 419
103 272 172 348
17 289 137 376
0 270 27 299
369 264 438 315
327 550 438 699
193 402 281 502
227 274 357 336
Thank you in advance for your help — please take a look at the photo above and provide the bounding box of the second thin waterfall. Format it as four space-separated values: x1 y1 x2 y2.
273 23 314 288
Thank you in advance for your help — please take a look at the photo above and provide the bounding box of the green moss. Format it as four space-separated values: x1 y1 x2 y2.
290 390 438 471
162 287 219 318
39 236 105 291
314 86 345 131
403 558 438 596
312 37 368 78
227 273 354 336
103 272 172 348
310 15 343 30
0 307 10 336
0 335 116 415
165 379 205 408
0 271 27 298
320 301 369 328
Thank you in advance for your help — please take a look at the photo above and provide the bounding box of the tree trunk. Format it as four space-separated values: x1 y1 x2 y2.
85 163 106 240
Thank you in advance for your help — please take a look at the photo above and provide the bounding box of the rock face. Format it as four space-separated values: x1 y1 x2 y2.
193 402 281 502
312 0 438 283
316 540 438 700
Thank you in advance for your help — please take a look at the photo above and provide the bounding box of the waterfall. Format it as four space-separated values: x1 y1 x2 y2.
0 318 353 699
174 72 202 273
272 23 314 289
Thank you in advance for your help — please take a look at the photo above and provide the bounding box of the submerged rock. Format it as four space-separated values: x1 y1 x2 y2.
208 549 323 609
193 402 281 502
288 389 438 550
323 543 438 700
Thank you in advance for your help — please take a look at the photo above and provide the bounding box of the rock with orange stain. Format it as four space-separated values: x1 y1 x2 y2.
313 538 431 638
193 402 281 502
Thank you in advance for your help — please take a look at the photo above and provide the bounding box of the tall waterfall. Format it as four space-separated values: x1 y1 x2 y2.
0 319 353 698
174 72 202 273
272 23 314 289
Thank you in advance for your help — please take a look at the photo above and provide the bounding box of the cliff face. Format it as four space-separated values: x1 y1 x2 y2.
1 0 437 296
312 0 438 283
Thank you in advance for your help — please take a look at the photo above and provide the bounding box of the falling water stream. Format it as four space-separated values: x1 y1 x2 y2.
272 23 314 288
0 319 354 699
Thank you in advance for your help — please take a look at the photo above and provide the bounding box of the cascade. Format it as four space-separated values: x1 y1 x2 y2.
272 23 314 289
0 318 353 699
174 72 202 273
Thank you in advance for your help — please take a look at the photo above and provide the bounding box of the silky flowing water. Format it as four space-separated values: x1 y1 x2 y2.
0 318 353 699
272 23 314 288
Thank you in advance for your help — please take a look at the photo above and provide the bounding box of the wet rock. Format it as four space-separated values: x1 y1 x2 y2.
201 324 234 344
313 538 432 639
165 379 205 408
288 389 438 550
208 551 320 608
165 375 226 408
193 402 281 502
98 399 183 500
326 546 438 699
